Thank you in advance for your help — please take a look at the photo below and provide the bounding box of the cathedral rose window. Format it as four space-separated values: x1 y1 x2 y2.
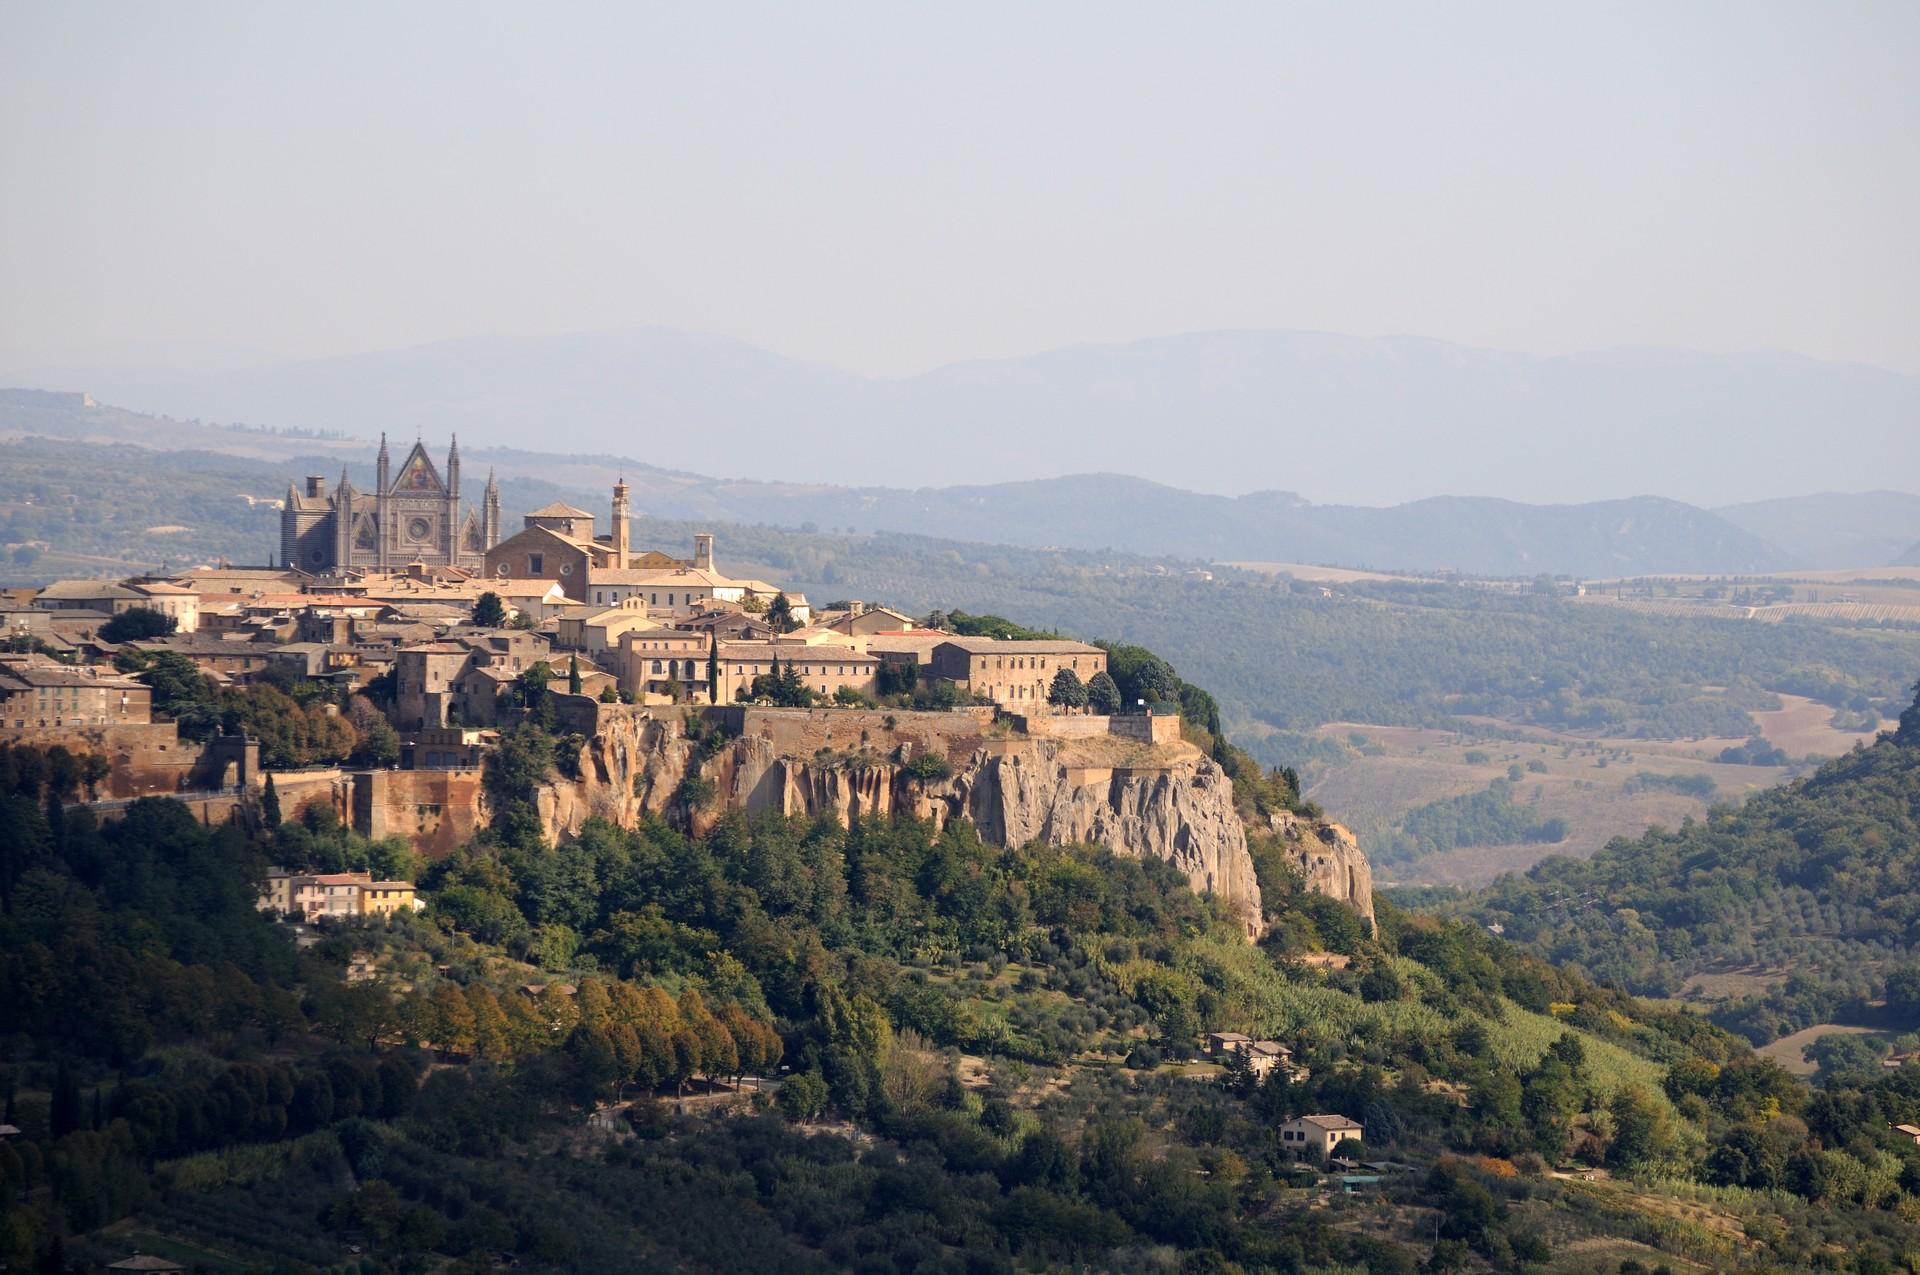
407 517 432 541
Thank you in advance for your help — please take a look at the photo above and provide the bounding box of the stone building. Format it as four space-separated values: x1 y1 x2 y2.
281 435 501 574
716 640 879 703
391 629 548 728
1278 1114 1364 1159
615 630 712 701
0 660 151 730
924 638 1108 710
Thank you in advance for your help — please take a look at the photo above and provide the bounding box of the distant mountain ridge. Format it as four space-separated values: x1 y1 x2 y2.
1716 490 1920 570
0 397 1799 576
10 325 1919 508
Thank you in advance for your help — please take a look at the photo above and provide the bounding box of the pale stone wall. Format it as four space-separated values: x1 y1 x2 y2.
1007 713 1182 745
1110 714 1182 745
266 768 352 824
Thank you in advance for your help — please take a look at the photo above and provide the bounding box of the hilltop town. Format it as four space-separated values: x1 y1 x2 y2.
2 438 1377 930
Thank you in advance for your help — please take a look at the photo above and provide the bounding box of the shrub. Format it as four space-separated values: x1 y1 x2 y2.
906 752 952 782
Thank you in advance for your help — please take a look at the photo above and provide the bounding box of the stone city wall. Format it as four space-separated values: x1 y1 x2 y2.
355 768 488 858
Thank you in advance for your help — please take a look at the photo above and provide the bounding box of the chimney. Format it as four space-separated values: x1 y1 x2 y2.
693 532 714 572
305 476 326 498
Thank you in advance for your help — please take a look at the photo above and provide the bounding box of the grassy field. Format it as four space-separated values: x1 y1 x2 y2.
1306 720 1807 887
1749 693 1885 754
1221 560 1441 584
1753 1023 1891 1077
1676 967 1787 1003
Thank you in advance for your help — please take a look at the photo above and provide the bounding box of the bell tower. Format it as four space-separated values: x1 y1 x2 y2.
610 477 631 567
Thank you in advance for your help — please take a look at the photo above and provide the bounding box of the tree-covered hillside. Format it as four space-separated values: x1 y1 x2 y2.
13 683 1920 1269
711 524 1920 752
1441 685 1920 1045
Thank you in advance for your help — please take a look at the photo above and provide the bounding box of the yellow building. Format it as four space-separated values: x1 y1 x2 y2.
360 881 419 917
259 868 421 921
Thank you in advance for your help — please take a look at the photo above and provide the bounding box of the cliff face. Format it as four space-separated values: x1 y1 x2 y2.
1264 809 1377 933
531 706 1371 941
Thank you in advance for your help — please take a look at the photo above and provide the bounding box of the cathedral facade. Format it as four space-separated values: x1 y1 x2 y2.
281 436 501 574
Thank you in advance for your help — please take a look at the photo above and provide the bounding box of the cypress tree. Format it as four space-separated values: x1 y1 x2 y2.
568 655 582 696
49 1065 80 1139
44 788 63 859
707 633 720 704
262 773 282 829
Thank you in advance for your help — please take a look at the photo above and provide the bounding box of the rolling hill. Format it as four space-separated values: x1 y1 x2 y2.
0 400 1799 577
1717 490 1920 570
11 326 1920 509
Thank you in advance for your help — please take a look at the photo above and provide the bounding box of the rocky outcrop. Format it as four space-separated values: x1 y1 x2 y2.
529 706 1373 941
1265 810 1377 934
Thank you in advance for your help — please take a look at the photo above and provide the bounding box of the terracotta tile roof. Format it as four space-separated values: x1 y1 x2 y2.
935 637 1104 655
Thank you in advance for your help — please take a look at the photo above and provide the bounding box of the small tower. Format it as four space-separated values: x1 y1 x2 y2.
375 433 392 571
446 435 462 564
334 466 353 569
693 532 714 573
611 477 631 567
484 469 501 550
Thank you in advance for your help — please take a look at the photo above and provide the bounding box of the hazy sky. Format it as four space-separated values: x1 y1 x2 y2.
2 2 1915 378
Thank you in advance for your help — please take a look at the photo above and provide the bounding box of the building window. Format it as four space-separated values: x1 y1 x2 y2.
528 553 544 574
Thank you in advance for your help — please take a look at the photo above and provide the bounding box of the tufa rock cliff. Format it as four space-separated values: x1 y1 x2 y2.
528 705 1372 940
1263 809 1377 933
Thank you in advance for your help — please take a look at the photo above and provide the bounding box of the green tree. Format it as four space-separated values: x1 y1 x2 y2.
49 1065 81 1139
1048 667 1088 710
262 774 282 829
350 718 401 768
79 752 111 801
566 1024 620 1106
99 606 176 642
1896 678 1920 746
135 651 221 738
471 592 507 627
706 633 720 704
567 655 582 696
766 592 795 633
1087 670 1122 715
779 1070 828 1122
1101 643 1180 706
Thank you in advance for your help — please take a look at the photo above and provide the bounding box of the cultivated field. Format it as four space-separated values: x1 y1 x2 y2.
1222 560 1441 584
1307 722 1800 888
1754 1023 1889 1077
1749 694 1882 756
